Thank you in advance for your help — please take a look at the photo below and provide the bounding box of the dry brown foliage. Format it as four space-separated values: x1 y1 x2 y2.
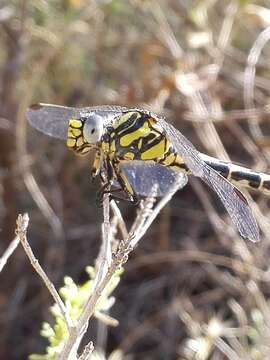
1 1 270 359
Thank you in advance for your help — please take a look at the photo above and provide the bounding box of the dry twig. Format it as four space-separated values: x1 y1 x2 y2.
60 183 180 359
16 213 73 329
0 235 20 273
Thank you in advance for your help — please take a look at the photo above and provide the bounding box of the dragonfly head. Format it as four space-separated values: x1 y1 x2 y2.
82 113 104 144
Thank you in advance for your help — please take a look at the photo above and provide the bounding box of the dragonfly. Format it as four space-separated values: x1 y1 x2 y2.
27 103 269 243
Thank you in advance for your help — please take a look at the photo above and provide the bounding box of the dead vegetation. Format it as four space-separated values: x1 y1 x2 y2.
1 0 270 359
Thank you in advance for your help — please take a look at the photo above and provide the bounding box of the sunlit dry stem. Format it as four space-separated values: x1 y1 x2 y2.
60 187 175 359
78 341 94 360
0 235 20 273
94 192 112 288
16 213 74 330
95 310 119 327
59 195 116 359
244 26 270 141
130 183 181 247
110 200 128 239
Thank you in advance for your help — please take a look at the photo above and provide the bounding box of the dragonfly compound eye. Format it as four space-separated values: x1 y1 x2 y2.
83 114 104 144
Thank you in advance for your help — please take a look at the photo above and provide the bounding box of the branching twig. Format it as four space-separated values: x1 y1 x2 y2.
131 186 178 247
16 213 73 329
59 183 178 359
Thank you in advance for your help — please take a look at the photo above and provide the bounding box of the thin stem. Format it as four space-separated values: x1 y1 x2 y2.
0 236 20 273
16 213 73 330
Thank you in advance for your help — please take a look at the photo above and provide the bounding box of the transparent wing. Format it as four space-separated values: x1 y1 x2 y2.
119 161 188 197
27 103 128 140
27 103 78 139
157 117 260 242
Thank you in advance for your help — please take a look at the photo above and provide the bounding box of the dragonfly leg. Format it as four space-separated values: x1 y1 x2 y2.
95 157 115 206
106 187 139 202
91 150 102 182
96 187 139 206
96 157 139 205
112 160 138 204
96 180 114 207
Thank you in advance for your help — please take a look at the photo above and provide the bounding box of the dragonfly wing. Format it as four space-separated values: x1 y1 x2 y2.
80 105 129 115
157 117 260 242
26 103 79 140
201 168 260 242
120 161 188 197
27 103 128 140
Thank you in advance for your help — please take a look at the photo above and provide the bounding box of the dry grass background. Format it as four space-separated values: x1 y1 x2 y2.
1 0 270 359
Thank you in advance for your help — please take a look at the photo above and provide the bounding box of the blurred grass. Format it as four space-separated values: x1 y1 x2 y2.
1 0 270 359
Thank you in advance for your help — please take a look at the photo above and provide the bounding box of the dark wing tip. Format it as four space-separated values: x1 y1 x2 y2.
233 188 260 243
233 187 249 205
26 104 43 125
26 103 74 140
243 233 260 243
29 103 43 110
248 230 260 243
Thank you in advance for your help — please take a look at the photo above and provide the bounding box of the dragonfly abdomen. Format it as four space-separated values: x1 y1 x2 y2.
199 153 270 195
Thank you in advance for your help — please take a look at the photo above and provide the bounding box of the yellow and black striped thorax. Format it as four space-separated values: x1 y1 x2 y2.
100 110 188 172
66 110 188 172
